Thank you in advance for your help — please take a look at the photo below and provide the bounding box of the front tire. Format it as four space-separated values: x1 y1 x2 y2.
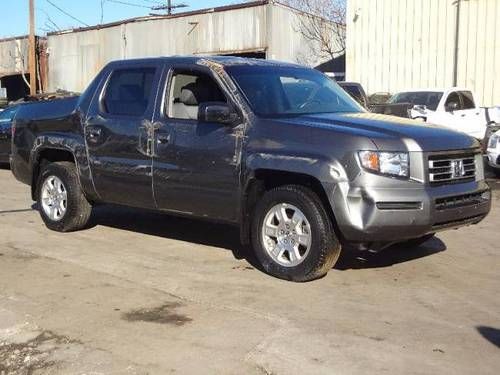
37 162 92 232
251 185 341 282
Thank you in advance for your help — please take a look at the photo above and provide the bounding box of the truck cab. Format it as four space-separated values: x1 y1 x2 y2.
392 88 500 139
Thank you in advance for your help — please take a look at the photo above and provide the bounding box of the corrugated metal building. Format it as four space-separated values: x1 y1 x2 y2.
0 36 31 100
47 0 334 92
346 0 500 106
0 35 47 100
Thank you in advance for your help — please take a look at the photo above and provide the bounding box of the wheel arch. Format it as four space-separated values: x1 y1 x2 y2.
31 147 79 201
240 168 341 245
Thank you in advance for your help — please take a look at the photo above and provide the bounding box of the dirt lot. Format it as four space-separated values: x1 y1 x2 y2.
0 167 499 374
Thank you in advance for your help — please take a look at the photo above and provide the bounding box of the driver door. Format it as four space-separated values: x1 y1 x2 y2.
151 65 243 221
441 91 483 138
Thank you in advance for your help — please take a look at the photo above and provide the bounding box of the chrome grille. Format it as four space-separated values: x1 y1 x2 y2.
428 153 476 184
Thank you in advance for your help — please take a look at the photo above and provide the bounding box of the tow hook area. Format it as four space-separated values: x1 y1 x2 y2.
343 241 397 253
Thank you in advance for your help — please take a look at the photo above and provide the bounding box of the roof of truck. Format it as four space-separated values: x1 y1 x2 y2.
107 55 303 69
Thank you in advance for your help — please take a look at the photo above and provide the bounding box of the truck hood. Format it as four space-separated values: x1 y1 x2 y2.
282 112 480 152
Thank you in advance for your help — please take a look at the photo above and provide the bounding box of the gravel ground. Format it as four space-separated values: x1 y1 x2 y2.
0 167 499 374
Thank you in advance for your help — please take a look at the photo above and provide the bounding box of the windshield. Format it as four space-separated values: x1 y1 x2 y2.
226 66 363 117
390 91 443 111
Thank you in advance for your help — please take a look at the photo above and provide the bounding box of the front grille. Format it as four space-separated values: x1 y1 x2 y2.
435 191 486 210
428 153 476 185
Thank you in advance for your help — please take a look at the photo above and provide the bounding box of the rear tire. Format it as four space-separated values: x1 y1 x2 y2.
37 162 92 232
251 185 341 282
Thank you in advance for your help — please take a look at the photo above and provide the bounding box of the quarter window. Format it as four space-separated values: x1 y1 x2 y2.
102 68 156 116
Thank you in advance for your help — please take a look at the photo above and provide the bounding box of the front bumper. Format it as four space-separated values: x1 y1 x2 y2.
328 179 491 243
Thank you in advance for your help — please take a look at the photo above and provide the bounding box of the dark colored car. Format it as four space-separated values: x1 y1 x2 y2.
10 57 491 281
0 105 20 164
389 91 444 111
337 81 413 118
337 82 369 108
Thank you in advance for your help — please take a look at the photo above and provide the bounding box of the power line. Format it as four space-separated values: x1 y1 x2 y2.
151 0 188 15
106 0 152 8
37 7 61 31
45 0 90 27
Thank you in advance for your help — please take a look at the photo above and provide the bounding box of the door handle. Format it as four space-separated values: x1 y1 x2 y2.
157 134 170 145
86 127 103 140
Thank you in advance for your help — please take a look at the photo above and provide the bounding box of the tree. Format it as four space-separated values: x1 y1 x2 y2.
283 0 346 65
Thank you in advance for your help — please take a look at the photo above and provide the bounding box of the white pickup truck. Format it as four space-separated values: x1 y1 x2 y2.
389 88 500 140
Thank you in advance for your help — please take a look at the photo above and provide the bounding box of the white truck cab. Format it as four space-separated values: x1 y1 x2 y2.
390 88 500 140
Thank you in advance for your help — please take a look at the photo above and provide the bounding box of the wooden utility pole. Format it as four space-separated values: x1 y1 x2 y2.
28 0 37 95
150 0 188 15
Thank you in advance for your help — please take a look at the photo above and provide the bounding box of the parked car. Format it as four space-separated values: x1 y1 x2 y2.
11 57 491 281
0 104 20 164
487 129 500 176
369 92 392 105
337 82 412 117
336 82 369 108
390 88 500 140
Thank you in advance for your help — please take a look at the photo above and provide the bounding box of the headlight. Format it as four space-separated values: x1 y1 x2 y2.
358 151 409 177
487 133 500 149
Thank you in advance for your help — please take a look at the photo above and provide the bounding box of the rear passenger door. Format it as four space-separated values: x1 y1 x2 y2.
85 63 161 208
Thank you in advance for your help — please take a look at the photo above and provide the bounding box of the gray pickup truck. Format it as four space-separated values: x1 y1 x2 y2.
10 57 491 281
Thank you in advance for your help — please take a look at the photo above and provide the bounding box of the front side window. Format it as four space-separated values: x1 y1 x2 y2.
167 71 227 120
102 67 156 116
445 92 461 111
459 91 475 110
226 66 362 117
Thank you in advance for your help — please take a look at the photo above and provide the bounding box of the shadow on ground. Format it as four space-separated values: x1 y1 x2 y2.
88 204 259 265
477 326 500 348
335 236 447 270
87 204 446 273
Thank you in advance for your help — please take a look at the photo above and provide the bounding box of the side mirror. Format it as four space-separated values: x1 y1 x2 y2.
413 104 427 113
198 102 239 125
446 102 459 112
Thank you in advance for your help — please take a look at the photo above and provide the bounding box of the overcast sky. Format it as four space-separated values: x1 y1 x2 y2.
0 0 233 38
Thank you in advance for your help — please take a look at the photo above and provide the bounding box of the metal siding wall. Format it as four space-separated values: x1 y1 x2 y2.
0 38 29 76
347 0 500 106
48 5 267 92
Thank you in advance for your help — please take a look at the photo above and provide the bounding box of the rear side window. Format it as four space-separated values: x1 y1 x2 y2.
459 91 475 109
102 68 156 116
